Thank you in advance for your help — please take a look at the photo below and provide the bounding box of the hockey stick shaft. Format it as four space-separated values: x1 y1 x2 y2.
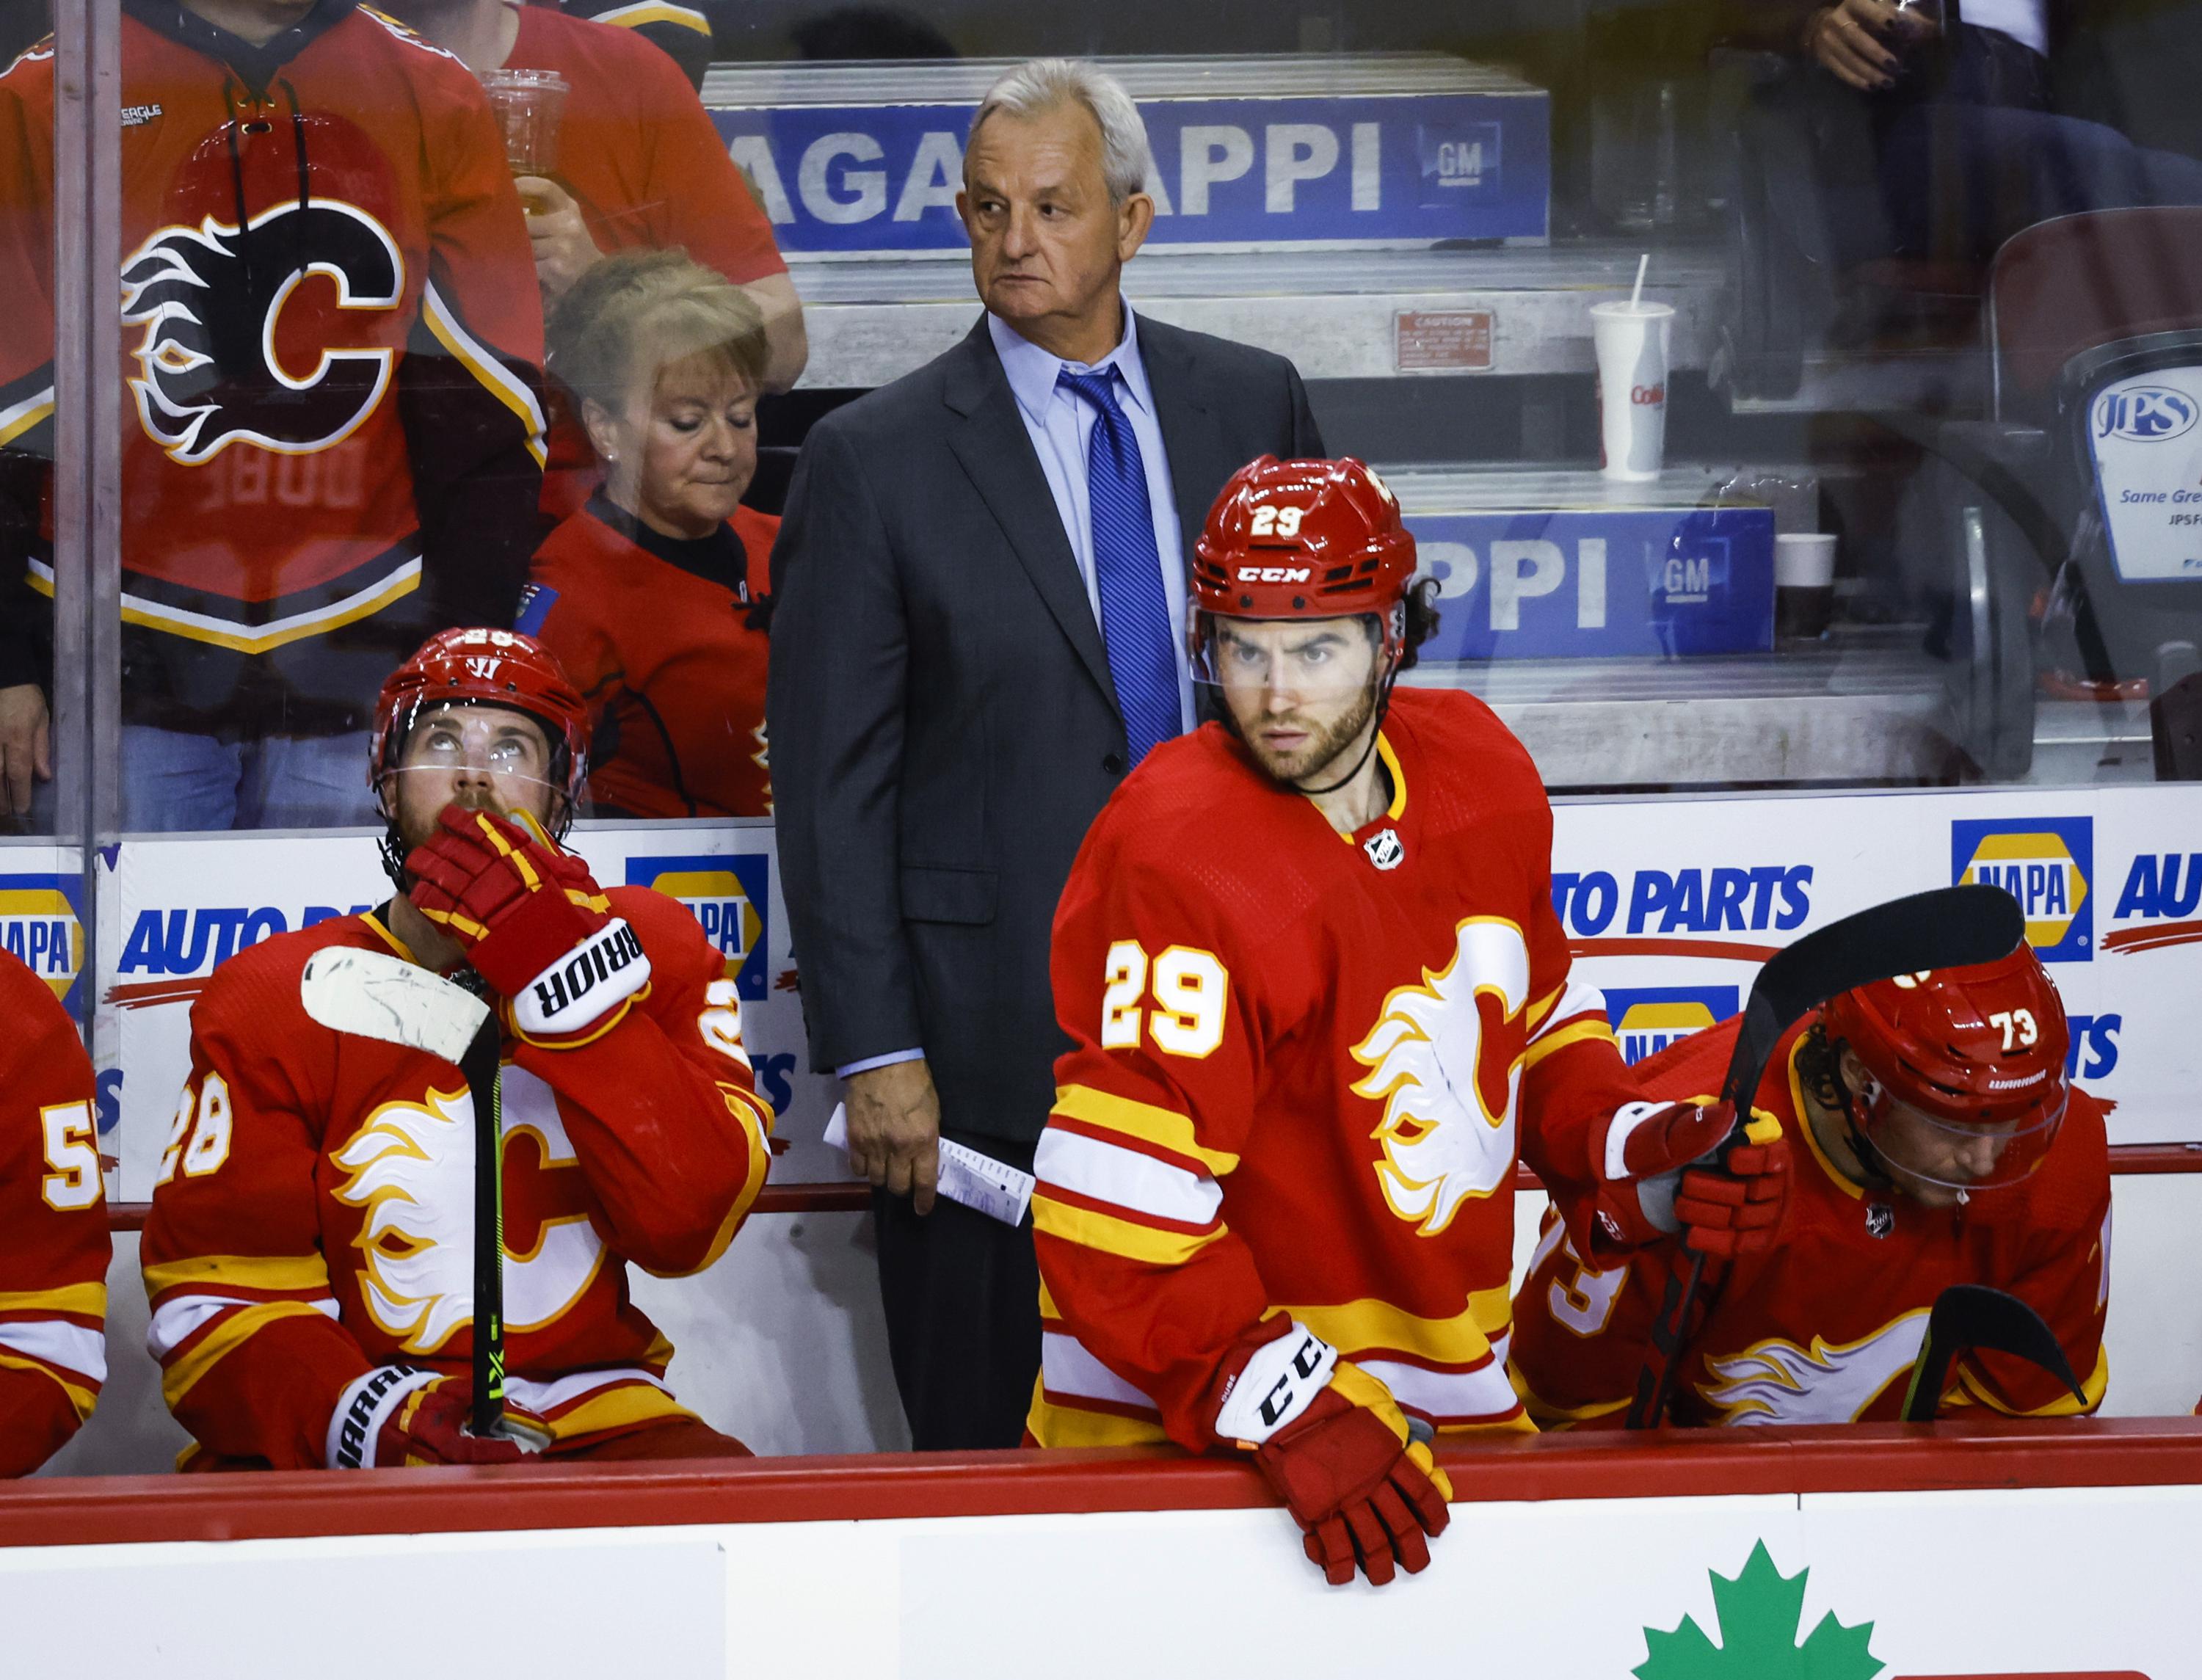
1624 886 2027 1428
460 1011 506 1439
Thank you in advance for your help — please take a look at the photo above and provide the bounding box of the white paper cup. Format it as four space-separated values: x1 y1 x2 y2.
1775 531 1838 638
1591 300 1674 482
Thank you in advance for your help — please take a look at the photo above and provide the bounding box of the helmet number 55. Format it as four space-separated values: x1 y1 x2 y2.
1988 1008 2039 1052
1100 939 1229 1059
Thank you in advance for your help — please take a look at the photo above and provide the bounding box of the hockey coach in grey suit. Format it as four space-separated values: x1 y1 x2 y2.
768 57 1325 1449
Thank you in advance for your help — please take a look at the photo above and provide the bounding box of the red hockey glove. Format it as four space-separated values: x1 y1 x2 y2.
1207 1320 1453 1588
406 806 650 1040
1588 1099 1788 1259
325 1368 531 1469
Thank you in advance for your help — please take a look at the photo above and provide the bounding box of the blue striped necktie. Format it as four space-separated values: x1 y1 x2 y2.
1058 368 1180 767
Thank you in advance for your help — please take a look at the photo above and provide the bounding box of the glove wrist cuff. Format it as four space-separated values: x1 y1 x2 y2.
1213 1320 1338 1447
1602 1100 1665 1182
512 918 651 1039
327 1365 435 1469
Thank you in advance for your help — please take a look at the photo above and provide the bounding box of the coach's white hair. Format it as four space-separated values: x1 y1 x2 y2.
968 59 1155 205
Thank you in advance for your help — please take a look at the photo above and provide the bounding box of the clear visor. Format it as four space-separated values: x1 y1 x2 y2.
377 702 583 834
1863 1086 2067 1194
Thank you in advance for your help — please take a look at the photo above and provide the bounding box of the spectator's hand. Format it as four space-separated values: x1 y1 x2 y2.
516 177 603 303
0 683 51 821
1803 0 1905 90
845 1058 941 1215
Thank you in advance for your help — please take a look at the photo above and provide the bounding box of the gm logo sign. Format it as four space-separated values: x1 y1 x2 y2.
627 852 769 1000
1602 986 1740 1066
2094 385 2198 442
1951 818 2093 962
0 873 85 1008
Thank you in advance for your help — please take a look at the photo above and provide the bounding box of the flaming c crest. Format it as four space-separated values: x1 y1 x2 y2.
1698 1312 1931 1424
1350 917 1530 1236
332 1085 475 1355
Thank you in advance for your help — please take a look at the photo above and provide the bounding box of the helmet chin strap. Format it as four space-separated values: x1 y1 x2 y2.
1830 1062 1900 1194
1290 658 1402 800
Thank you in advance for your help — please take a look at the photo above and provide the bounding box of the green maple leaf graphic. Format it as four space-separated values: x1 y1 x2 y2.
1635 1541 1885 1680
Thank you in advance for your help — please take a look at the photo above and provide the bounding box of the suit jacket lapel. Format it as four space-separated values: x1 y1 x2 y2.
1137 316 1235 558
942 319 1117 709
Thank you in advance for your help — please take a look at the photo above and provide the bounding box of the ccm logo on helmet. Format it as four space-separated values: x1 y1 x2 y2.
1236 566 1312 583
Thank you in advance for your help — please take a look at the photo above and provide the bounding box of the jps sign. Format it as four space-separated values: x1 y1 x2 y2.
1412 507 1774 661
709 90 1548 253
2094 385 2198 442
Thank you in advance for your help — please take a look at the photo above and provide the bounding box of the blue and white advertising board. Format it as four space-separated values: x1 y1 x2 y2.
1412 506 1775 661
2088 366 2202 581
710 90 1549 254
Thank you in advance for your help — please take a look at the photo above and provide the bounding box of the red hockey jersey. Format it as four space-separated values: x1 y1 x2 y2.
520 496 776 818
1509 1017 2112 1426
1028 688 1643 1450
141 889 773 1467
0 951 111 1476
0 0 545 727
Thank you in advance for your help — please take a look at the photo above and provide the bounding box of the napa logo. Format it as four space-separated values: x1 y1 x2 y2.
0 873 85 1008
1951 818 2093 962
1602 985 1740 1066
2094 384 2198 441
628 852 768 1000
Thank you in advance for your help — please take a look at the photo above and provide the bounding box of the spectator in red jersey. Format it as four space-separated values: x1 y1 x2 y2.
519 250 776 818
377 0 804 522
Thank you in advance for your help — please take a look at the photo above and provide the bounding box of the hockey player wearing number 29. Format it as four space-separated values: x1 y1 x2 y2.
1026 457 1793 1587
140 628 775 1469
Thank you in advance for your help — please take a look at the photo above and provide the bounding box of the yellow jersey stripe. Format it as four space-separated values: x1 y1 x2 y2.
0 1350 95 1419
0 386 54 448
159 1301 331 1409
143 1254 333 1298
31 557 424 655
420 280 548 468
1524 983 1566 1035
591 0 711 32
1955 1345 2108 1418
1521 1015 1616 1069
545 1381 693 1442
653 1087 773 1279
0 1282 106 1318
1033 1193 1227 1268
1289 1287 1513 1367
1050 1084 1239 1176
1026 1389 1168 1448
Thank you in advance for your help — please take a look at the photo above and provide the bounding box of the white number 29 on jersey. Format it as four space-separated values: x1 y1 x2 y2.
1100 940 1229 1058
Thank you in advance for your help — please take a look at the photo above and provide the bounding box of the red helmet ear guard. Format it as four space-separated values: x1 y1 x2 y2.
369 630 590 873
1191 456 1419 659
1822 943 2072 1193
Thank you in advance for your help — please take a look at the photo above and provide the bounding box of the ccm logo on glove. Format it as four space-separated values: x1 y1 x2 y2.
521 919 649 1036
1215 1323 1340 1444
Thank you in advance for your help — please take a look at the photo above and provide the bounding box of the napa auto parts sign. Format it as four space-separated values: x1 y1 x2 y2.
101 823 841 1199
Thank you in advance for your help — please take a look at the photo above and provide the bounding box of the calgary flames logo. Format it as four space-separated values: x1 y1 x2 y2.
1350 917 1530 1236
120 198 403 465
332 1085 476 1356
1698 1312 1930 1424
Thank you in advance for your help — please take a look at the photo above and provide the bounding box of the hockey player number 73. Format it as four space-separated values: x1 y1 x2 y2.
1101 940 1229 1059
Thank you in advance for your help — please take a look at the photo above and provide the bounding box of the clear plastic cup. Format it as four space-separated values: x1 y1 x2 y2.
481 68 570 179
1591 299 1674 483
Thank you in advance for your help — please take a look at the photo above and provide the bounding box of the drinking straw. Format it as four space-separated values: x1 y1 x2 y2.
1629 252 1649 312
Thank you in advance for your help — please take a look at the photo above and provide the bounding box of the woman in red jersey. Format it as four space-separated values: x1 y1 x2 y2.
520 250 777 818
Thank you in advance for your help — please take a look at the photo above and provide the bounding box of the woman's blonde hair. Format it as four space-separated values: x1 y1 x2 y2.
548 247 768 416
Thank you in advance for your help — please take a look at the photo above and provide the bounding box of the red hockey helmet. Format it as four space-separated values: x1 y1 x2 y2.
1821 945 2071 1196
370 628 589 840
1190 456 1419 661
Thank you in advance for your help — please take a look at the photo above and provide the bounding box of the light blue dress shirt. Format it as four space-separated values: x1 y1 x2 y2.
836 303 1195 1084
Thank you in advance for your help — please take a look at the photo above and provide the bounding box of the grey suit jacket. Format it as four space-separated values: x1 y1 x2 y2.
767 311 1324 1145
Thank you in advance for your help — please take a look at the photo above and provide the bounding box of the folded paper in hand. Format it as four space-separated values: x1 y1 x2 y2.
824 1102 1036 1226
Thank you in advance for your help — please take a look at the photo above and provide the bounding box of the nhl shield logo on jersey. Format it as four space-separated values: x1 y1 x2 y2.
120 198 404 465
1350 917 1530 1235
1362 828 1404 870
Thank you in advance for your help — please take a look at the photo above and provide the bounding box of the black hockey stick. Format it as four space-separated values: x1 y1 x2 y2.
1624 884 2027 1429
1900 1283 2087 1422
299 947 507 1439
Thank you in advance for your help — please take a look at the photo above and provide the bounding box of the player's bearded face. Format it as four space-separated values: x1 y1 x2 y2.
383 703 559 857
593 352 758 542
1211 617 1384 786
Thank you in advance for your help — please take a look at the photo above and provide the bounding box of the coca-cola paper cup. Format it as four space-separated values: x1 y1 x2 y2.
1591 299 1674 483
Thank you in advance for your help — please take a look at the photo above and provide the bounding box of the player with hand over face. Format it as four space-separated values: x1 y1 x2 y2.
142 628 774 1469
1026 457 1789 1587
0 950 110 1476
1511 946 2110 1428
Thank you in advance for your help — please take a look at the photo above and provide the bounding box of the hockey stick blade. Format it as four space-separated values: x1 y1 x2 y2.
1627 884 2027 1430
301 948 490 1065
1900 1283 2087 1422
1721 884 2026 1109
